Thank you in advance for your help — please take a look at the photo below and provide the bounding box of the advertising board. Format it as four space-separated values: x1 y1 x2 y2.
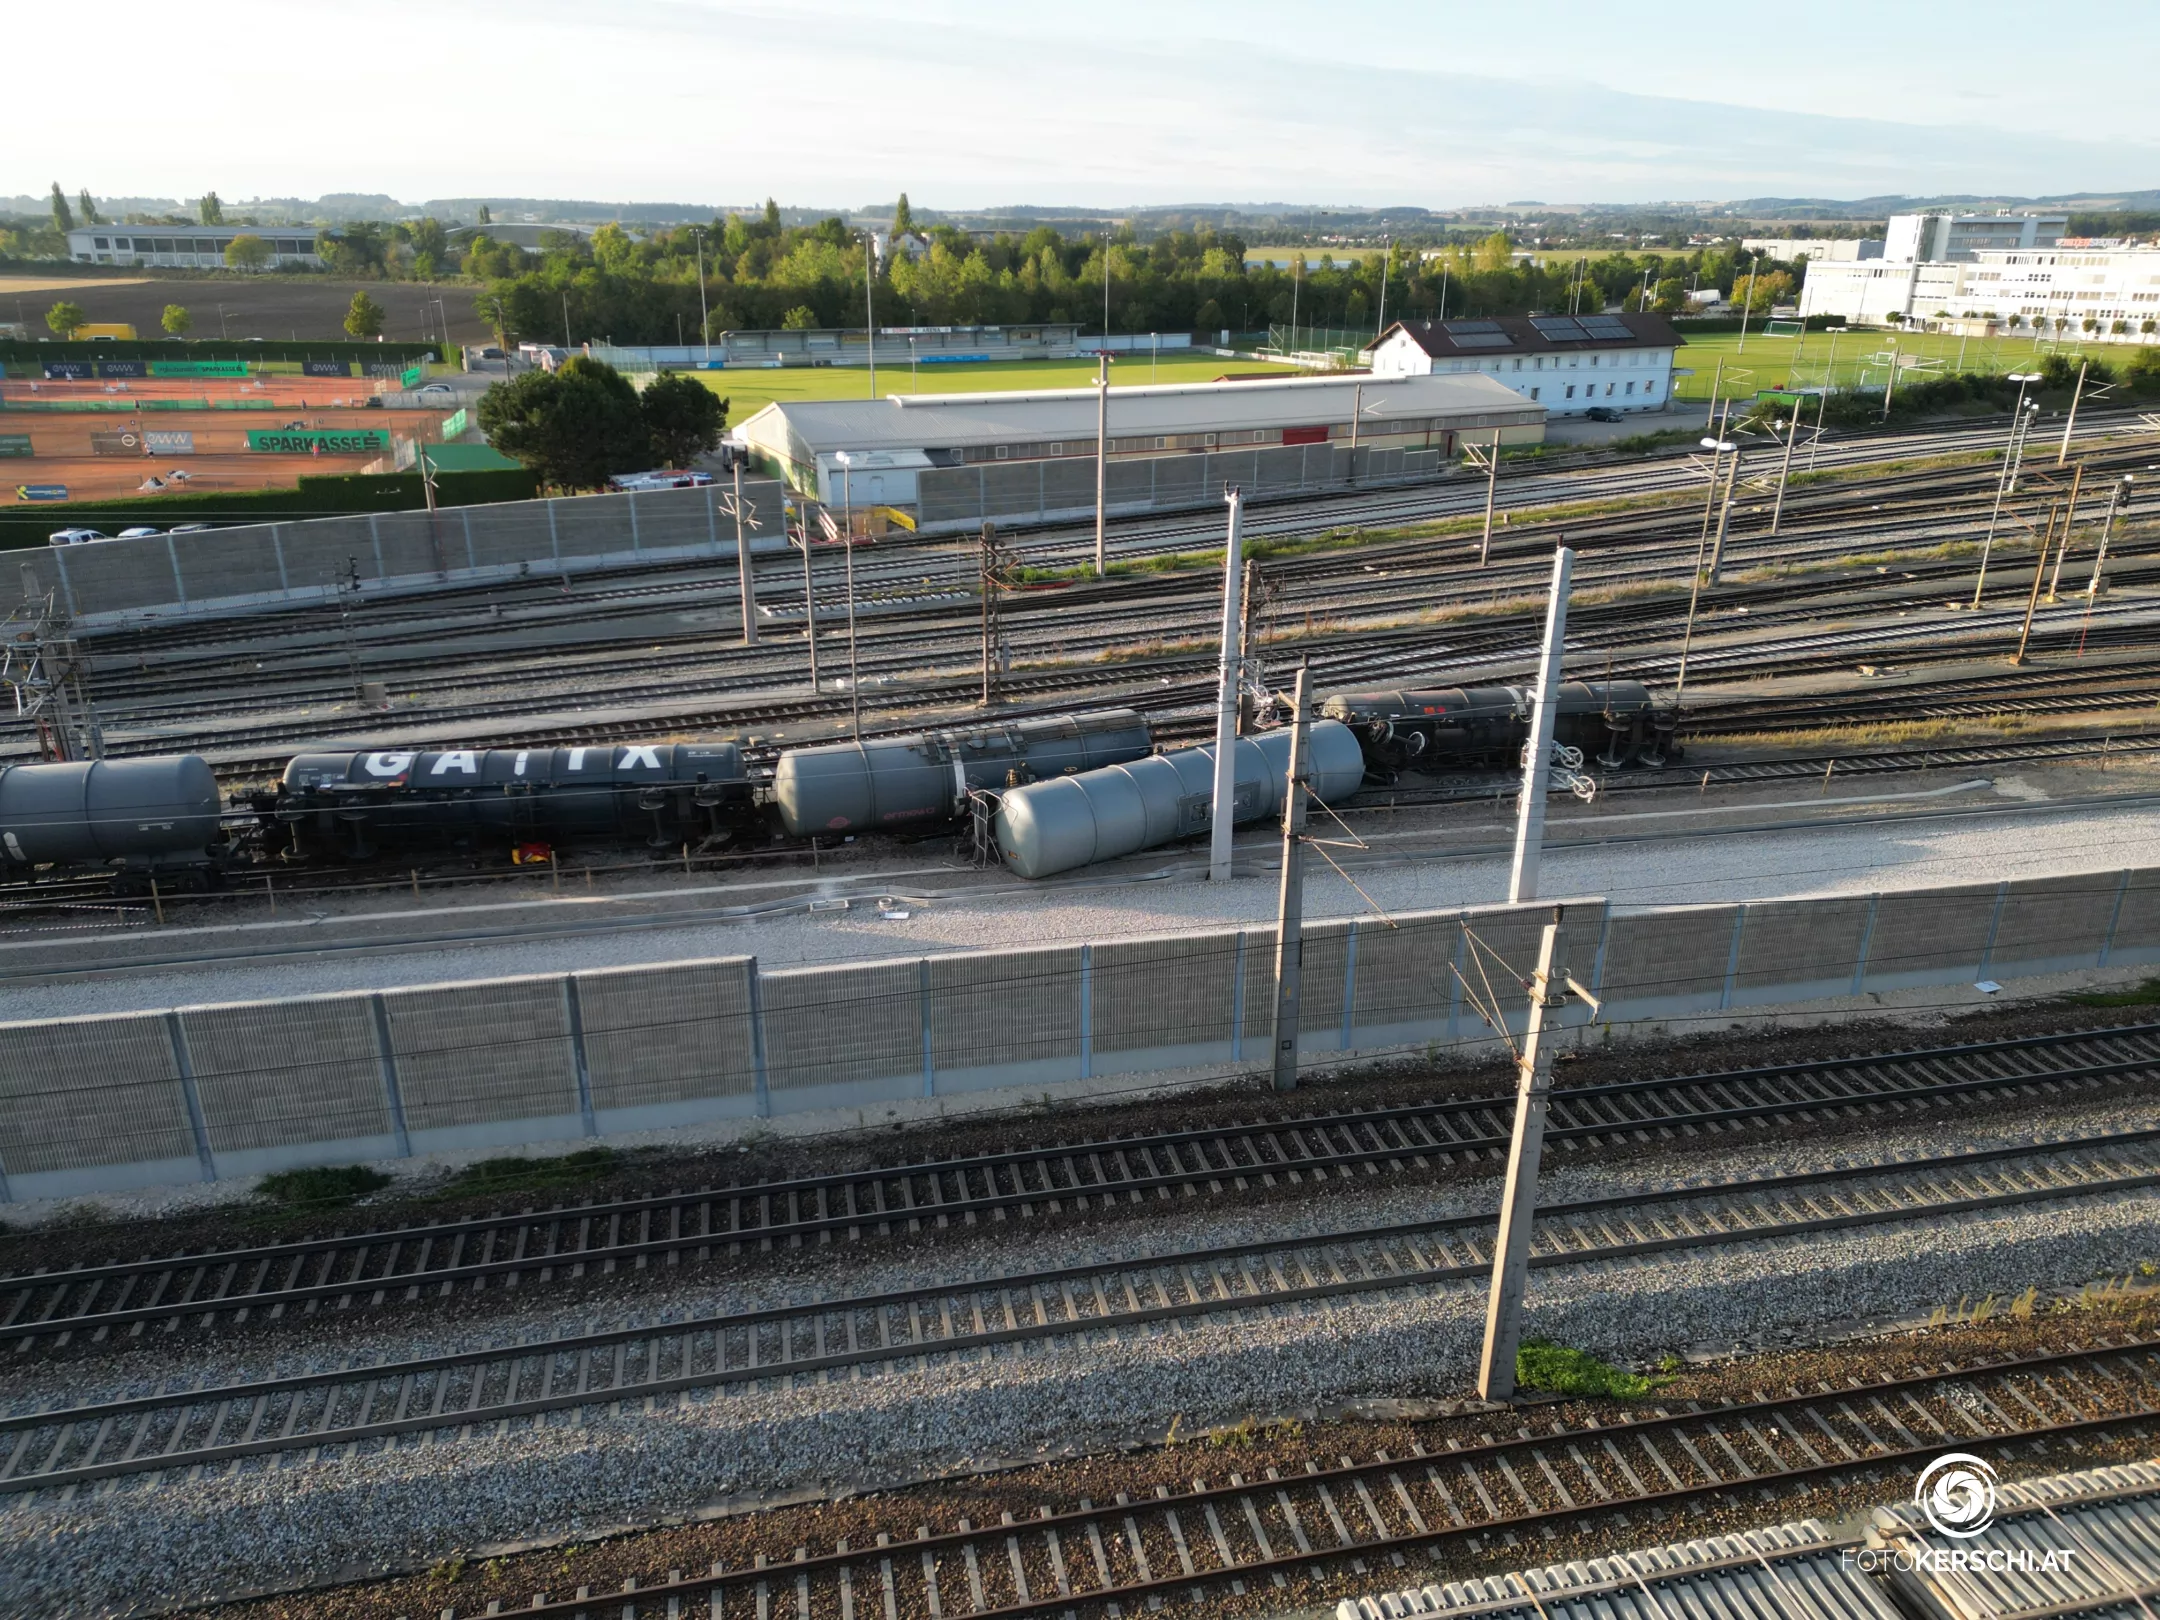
244 428 390 454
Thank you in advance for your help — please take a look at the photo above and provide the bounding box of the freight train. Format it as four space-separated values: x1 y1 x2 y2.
0 685 1674 890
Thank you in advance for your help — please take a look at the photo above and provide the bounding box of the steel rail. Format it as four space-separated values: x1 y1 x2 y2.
6 1022 2157 1347
4 1128 2157 1493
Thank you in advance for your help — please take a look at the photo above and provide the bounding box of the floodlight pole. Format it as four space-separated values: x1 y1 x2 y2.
1507 547 1573 905
864 233 877 399
1210 489 1246 883
1093 352 1109 576
1268 662 1312 1093
695 228 710 365
734 460 756 645
1476 909 1569 1403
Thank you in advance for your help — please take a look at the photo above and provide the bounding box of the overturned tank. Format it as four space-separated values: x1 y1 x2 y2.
993 720 1367 879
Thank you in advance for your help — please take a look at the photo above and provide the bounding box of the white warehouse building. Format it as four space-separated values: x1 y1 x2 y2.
1362 312 1684 416
65 224 326 268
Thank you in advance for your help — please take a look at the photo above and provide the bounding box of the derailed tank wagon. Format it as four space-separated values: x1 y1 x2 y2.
1324 681 1675 781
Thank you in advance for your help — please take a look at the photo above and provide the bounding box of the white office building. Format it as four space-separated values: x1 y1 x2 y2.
1789 211 2149 330
1803 239 2160 339
1742 237 1884 262
1364 312 1683 416
65 224 325 268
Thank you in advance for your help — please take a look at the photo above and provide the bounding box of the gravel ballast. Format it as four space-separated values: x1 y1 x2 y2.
6 1097 2160 1617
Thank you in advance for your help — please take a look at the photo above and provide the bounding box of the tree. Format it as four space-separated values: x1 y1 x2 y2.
343 290 387 339
478 357 651 491
478 204 492 225
49 184 72 234
781 305 818 330
199 191 224 226
46 301 85 338
224 234 271 271
892 192 915 239
160 304 193 338
641 371 727 467
77 189 100 226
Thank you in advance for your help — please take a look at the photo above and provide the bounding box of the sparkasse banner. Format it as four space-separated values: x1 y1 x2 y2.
245 428 390 454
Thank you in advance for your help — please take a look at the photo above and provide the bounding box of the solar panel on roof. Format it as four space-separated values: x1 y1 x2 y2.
1442 320 1503 333
1580 318 1632 338
1448 332 1512 348
1529 317 1587 339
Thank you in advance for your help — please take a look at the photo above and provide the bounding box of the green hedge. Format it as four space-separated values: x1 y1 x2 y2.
0 468 536 551
1 339 443 368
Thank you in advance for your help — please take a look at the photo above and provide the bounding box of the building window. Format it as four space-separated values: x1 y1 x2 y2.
1645 380 1658 396
1154 437 1166 449
93 236 108 250
1566 385 1576 399
994 445 1008 459
1626 381 1635 394
1530 387 1540 400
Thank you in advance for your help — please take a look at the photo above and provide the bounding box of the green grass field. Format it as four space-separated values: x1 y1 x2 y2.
685 353 1301 419
1669 327 2114 401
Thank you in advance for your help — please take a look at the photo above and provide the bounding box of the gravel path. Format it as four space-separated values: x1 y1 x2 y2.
6 1096 2159 1617
7 786 2160 1024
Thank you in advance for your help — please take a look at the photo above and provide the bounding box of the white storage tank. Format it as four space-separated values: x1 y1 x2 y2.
994 720 1365 879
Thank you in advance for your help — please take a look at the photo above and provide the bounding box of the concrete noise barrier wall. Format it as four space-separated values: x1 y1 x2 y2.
53 479 788 630
5 868 2158 1201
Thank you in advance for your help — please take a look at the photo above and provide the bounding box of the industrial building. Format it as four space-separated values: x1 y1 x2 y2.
65 225 326 268
734 370 1543 531
1362 312 1683 416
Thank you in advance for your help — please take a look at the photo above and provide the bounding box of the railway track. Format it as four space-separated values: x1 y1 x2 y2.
7 1021 2158 1350
3 1127 2157 1500
270 1338 2160 1620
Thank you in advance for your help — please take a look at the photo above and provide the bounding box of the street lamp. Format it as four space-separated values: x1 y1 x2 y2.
1971 374 2043 607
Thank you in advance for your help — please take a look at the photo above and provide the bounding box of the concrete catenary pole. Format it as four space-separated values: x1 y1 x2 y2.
1476 909 1568 1403
2058 360 2088 466
734 460 757 645
1094 352 1109 577
1269 662 1313 1093
1209 489 1246 882
1507 548 1574 905
1769 408 1800 535
1479 428 1501 566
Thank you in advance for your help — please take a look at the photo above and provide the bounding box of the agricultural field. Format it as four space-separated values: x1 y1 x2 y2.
680 351 1302 418
0 272 491 344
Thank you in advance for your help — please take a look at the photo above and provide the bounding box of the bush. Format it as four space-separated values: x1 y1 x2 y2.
440 1146 621 1196
1516 1337 1662 1399
257 1164 393 1209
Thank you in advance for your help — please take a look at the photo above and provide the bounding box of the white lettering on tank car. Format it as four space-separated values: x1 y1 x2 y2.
617 746 662 770
513 751 530 777
568 748 589 771
431 751 479 775
363 752 416 777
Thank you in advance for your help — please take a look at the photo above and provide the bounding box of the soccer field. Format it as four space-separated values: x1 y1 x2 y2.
683 352 1302 419
1669 327 2120 401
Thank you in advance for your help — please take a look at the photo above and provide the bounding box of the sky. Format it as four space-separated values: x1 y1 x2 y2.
13 0 2159 211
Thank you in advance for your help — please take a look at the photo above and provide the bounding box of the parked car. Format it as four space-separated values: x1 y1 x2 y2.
1584 406 1622 422
170 523 212 533
116 526 161 539
48 529 109 545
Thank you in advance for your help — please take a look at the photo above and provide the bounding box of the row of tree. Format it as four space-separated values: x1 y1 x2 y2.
458 199 1812 348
